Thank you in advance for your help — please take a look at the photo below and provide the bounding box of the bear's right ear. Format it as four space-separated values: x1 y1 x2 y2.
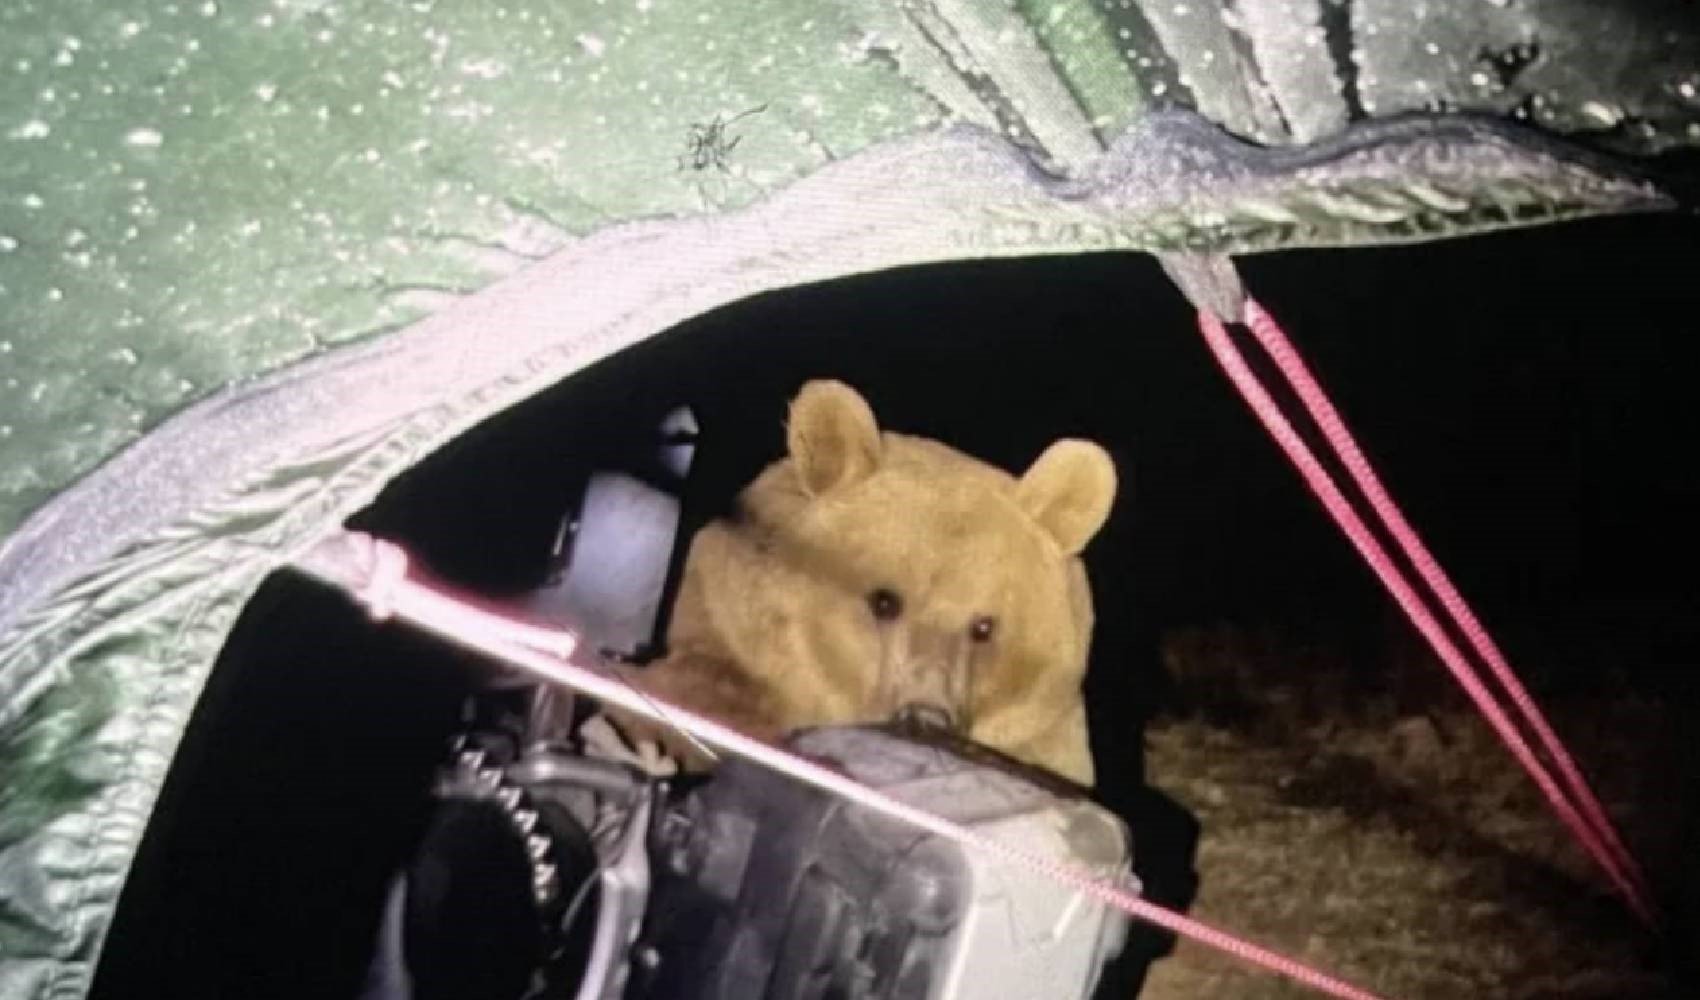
786 380 882 496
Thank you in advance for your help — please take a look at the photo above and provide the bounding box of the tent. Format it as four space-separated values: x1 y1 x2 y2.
1 2 1696 996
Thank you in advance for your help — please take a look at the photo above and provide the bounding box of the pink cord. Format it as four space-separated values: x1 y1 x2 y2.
1240 300 1651 907
322 533 1390 1000
1197 304 1656 926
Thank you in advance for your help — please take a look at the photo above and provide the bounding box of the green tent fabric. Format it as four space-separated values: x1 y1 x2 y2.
0 2 1695 995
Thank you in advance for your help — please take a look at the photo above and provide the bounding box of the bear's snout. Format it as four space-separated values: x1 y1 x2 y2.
877 620 974 731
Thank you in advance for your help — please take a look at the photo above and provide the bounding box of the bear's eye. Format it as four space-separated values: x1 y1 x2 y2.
868 588 903 622
968 615 997 643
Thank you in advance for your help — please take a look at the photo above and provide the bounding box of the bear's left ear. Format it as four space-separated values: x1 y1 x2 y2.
1014 440 1118 555
786 380 883 496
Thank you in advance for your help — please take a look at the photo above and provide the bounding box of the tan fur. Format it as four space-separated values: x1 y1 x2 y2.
616 380 1117 786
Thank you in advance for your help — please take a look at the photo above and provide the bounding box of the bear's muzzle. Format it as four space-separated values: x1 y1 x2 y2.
876 621 974 734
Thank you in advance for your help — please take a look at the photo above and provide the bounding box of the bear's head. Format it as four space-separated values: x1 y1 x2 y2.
689 379 1117 784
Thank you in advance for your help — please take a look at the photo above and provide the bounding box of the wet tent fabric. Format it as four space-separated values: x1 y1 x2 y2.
0 2 1695 996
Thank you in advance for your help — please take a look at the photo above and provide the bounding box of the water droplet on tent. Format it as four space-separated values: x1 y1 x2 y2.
0 235 15 252
124 126 164 148
1579 100 1624 128
1670 72 1700 107
8 119 50 140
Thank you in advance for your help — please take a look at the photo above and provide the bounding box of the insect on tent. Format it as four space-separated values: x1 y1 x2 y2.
1 1 1697 998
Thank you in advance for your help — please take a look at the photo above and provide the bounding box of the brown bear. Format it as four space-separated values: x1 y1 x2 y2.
613 380 1117 786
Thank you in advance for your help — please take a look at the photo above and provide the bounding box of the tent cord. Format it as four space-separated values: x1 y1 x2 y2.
1195 300 1657 927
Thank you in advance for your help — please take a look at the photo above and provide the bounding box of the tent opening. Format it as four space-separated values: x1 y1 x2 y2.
91 217 1698 999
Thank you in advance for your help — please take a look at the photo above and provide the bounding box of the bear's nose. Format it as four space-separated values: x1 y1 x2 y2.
892 701 959 734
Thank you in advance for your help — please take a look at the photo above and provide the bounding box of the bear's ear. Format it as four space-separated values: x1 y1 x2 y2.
786 380 883 496
1015 440 1117 555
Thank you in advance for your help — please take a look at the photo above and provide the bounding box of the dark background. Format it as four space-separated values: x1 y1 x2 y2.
94 211 1699 998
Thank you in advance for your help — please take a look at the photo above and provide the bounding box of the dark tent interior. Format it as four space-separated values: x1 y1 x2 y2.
93 212 1698 999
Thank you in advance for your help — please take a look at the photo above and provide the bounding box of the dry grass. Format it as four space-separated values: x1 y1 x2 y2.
1132 622 1680 1000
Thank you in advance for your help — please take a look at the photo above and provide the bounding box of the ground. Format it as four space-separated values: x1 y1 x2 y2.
1132 622 1681 1000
